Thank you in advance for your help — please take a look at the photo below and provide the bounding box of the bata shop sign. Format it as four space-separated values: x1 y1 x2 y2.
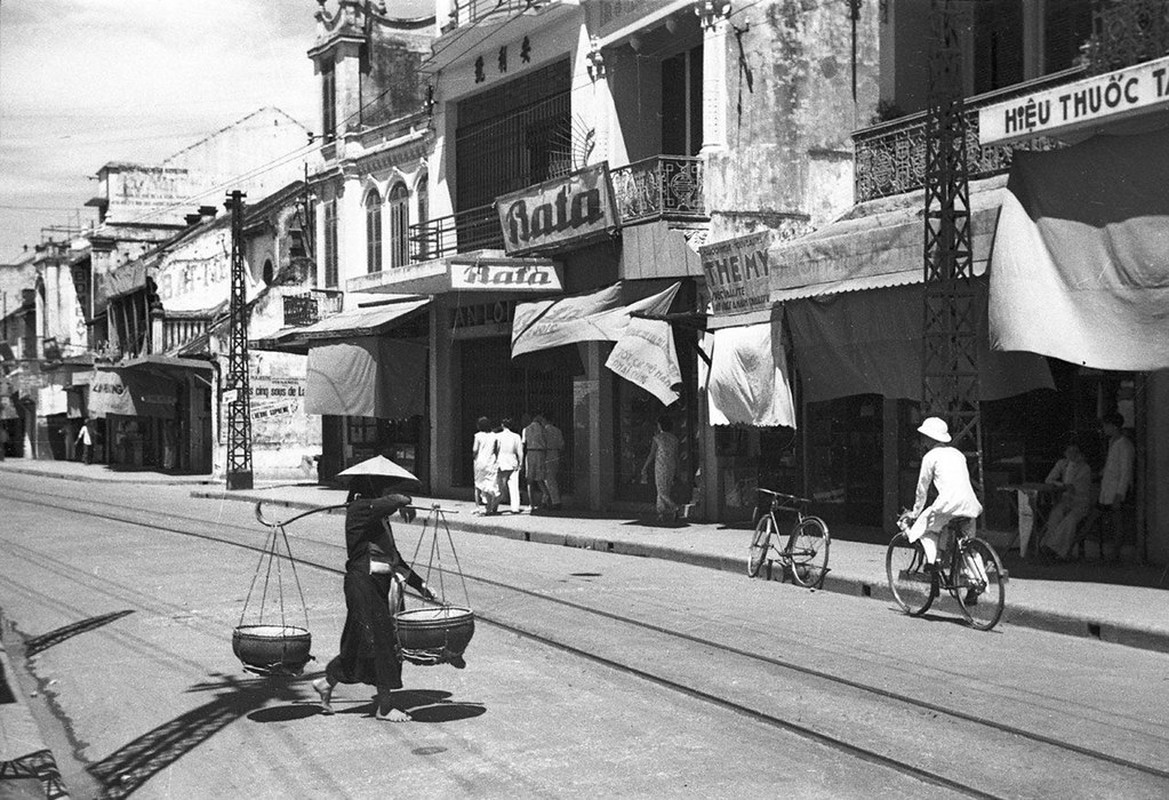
700 231 775 316
450 260 564 292
495 164 618 255
980 53 1169 145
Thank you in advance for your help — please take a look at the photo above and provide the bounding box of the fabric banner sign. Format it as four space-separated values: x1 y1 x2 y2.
605 317 682 405
989 131 1169 370
88 369 177 418
511 282 680 357
306 337 426 420
37 385 68 417
701 313 796 428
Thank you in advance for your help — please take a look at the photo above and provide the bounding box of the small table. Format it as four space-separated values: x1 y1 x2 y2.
997 483 1062 558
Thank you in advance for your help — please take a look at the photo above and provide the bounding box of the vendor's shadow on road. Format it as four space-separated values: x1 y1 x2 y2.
251 687 486 724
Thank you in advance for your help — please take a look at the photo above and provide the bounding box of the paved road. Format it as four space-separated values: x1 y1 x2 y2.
0 473 1167 799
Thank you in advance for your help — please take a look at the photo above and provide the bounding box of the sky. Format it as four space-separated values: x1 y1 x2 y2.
0 0 321 262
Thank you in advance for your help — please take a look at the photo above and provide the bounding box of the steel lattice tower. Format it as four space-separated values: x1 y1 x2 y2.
225 190 254 490
923 2 982 485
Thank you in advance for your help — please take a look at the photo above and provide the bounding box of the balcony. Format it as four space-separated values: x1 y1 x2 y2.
610 155 706 225
852 69 1083 203
409 204 503 263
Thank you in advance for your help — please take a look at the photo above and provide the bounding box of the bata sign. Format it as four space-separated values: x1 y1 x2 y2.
450 261 564 292
980 53 1169 145
495 164 618 255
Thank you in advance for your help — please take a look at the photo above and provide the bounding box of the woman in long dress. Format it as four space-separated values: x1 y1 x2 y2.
473 416 501 515
313 480 435 721
640 416 680 523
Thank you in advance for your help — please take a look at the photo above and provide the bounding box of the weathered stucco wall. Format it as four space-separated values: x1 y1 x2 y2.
706 0 881 241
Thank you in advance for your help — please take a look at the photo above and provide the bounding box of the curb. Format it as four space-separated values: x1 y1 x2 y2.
0 623 70 798
193 490 1169 655
0 463 215 487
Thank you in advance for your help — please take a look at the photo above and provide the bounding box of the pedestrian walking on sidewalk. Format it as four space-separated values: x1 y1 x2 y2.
496 417 524 513
313 480 436 721
75 418 93 464
640 416 680 524
472 417 501 515
522 413 547 510
0 425 7 461
539 412 563 509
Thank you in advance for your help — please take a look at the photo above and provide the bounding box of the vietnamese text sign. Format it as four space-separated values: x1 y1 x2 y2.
451 261 564 291
979 54 1169 145
700 231 774 315
496 164 617 255
605 317 681 405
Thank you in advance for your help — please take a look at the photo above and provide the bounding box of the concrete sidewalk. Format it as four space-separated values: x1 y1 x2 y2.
2 458 1167 654
0 624 69 799
185 479 1169 656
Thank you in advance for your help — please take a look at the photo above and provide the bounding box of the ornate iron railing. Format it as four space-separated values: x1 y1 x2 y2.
853 70 1082 202
1085 0 1169 75
409 203 503 262
609 155 706 225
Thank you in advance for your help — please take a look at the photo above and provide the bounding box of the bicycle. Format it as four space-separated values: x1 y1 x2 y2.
747 489 830 588
885 512 1007 631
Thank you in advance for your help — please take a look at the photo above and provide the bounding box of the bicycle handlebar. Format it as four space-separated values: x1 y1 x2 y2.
757 488 813 506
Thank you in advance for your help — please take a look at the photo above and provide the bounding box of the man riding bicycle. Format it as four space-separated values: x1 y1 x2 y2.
904 417 987 602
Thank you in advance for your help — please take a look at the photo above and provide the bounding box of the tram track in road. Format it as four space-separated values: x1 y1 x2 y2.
2 484 1168 797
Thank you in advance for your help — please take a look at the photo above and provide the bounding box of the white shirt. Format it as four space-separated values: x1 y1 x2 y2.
912 446 983 520
1099 435 1135 505
496 429 523 471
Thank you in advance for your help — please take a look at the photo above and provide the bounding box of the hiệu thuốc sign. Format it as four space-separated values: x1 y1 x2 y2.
980 53 1169 145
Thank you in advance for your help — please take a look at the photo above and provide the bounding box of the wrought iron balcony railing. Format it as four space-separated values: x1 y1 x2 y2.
853 69 1083 203
609 155 706 225
409 203 503 262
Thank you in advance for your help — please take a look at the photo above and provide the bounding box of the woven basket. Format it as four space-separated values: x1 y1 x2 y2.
233 625 313 676
395 607 474 666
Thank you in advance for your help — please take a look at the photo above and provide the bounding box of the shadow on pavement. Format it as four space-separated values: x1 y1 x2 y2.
86 672 306 799
24 610 135 658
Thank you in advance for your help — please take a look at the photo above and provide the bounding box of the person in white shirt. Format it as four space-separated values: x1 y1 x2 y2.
1038 440 1094 560
495 418 524 513
1094 412 1135 560
75 418 93 464
906 416 983 568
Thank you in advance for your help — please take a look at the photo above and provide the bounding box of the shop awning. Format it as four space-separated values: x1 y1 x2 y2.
511 282 680 357
119 354 214 372
786 282 1055 403
88 368 178 419
256 297 430 355
305 336 426 420
989 129 1169 370
766 175 1005 303
700 309 796 427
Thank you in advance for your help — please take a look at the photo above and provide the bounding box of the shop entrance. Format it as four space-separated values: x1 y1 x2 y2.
456 336 574 491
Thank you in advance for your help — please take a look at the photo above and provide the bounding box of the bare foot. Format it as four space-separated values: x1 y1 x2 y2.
375 707 411 722
312 678 335 715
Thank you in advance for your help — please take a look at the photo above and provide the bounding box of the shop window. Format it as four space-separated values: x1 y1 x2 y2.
365 188 383 273
389 183 409 268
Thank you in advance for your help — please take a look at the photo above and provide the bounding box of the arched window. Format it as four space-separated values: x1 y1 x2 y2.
389 182 410 267
365 189 383 274
416 173 429 260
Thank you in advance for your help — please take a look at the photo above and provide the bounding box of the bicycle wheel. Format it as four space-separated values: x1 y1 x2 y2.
747 515 775 577
787 517 830 588
956 538 1006 631
886 533 936 616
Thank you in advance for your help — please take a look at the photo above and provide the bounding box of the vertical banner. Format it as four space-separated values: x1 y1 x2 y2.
605 318 681 405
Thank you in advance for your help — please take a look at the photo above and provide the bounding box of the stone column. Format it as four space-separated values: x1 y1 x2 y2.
698 1 733 155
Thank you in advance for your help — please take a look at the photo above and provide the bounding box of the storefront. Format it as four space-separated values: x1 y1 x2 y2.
979 59 1169 563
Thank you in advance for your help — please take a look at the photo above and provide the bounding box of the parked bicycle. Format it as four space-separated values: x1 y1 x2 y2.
747 489 830 588
885 511 1007 631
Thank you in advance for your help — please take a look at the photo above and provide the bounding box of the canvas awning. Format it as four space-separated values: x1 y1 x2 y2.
256 297 430 355
989 129 1169 370
305 336 426 420
88 368 178 419
511 282 680 356
700 309 796 427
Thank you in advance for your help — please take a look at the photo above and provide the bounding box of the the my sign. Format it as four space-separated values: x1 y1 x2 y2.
496 164 617 254
700 231 774 316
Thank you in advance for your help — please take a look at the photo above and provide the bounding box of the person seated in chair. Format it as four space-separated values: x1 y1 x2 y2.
1038 439 1093 561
